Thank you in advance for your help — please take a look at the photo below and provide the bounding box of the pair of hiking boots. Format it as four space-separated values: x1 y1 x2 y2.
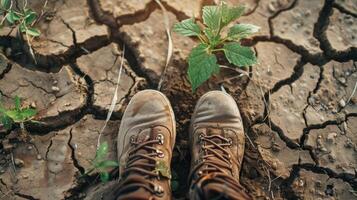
112 90 252 200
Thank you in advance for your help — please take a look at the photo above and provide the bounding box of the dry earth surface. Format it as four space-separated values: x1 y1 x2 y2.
0 0 356 199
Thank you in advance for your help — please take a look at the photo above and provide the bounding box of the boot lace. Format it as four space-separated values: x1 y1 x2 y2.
189 131 243 196
115 130 166 197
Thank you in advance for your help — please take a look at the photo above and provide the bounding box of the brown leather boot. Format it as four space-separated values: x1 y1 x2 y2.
188 91 252 200
113 90 176 200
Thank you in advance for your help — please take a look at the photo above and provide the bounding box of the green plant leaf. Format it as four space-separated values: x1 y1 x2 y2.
203 29 220 48
155 160 171 179
96 142 109 161
228 24 260 40
1 0 10 10
19 23 26 32
6 10 20 24
5 110 22 122
188 44 219 92
19 108 36 119
6 108 36 122
96 160 118 170
14 96 20 110
172 18 201 37
25 11 37 25
221 4 245 26
100 172 109 182
0 114 12 130
26 27 40 37
202 5 221 32
223 42 257 67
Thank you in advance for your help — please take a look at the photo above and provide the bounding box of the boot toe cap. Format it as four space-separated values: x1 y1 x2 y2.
192 91 241 124
126 90 171 117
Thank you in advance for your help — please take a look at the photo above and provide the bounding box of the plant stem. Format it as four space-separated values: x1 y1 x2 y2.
198 34 208 44
0 13 8 25
211 48 224 52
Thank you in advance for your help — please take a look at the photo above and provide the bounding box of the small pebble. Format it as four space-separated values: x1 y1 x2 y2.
53 80 58 85
268 2 276 12
338 77 346 84
51 86 60 92
344 138 353 148
305 10 311 17
320 147 328 152
338 99 346 108
5 48 11 57
37 154 42 160
298 179 304 187
351 96 357 104
326 132 337 144
328 153 336 163
27 145 33 150
271 161 278 170
14 158 24 168
342 122 348 134
315 181 322 188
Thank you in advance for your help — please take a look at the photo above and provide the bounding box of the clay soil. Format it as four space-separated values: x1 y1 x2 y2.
0 0 356 199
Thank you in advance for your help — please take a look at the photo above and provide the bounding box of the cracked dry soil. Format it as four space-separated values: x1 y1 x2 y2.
0 0 356 199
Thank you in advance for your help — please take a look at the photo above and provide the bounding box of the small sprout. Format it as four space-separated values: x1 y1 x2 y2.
173 2 259 92
85 142 119 182
0 0 41 41
0 95 37 130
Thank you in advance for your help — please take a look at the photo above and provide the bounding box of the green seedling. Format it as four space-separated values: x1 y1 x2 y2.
0 95 37 130
173 2 259 92
86 142 119 182
0 0 41 37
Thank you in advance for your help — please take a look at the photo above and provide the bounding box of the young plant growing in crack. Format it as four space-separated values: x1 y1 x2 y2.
173 2 259 92
0 0 41 60
85 141 119 182
0 95 37 131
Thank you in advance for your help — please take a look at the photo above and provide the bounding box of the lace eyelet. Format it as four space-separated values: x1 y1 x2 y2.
227 138 233 146
130 135 135 144
154 185 164 196
156 149 165 158
157 134 164 145
199 132 205 139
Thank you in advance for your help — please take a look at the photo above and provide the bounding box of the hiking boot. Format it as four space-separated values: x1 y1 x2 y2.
188 91 252 200
114 90 176 200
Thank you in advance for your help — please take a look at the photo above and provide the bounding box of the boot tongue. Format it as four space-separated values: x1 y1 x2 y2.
136 128 151 143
